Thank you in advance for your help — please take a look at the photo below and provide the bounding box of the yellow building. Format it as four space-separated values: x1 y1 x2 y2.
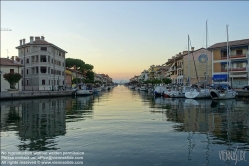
209 39 249 88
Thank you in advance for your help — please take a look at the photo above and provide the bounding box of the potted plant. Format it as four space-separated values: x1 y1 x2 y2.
3 72 22 92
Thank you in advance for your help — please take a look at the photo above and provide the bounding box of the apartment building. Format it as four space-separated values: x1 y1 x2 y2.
16 36 67 90
166 47 212 85
209 39 249 88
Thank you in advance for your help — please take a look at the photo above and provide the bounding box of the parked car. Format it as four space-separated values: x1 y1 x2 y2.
242 86 249 90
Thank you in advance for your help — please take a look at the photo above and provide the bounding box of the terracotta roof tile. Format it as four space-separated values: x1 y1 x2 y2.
209 39 249 49
0 58 23 67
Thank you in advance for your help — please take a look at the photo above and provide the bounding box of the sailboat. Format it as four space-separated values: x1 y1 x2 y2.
209 25 238 100
185 21 211 99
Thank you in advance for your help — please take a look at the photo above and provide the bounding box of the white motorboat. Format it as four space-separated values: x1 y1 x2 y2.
185 84 210 99
154 85 168 97
75 84 93 96
140 85 147 91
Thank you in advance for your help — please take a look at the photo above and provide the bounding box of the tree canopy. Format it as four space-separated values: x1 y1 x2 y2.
66 58 94 72
66 58 95 83
3 72 22 89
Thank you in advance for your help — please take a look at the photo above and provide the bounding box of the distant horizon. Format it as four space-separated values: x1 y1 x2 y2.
2 1 249 81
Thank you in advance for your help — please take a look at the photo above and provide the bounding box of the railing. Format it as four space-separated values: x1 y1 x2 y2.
230 67 246 71
230 54 247 59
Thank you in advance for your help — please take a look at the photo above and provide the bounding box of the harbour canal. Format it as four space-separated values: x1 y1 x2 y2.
1 85 249 166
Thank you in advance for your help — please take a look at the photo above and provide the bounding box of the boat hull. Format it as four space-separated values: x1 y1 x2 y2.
76 90 93 96
209 89 237 100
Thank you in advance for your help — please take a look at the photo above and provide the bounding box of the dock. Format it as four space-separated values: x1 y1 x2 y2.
0 91 73 100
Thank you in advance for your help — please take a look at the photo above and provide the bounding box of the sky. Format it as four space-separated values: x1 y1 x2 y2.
1 1 249 82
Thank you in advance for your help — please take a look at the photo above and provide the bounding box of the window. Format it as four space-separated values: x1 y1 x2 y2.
21 60 23 64
236 50 243 55
27 69 29 75
41 47 47 51
21 70 23 74
42 80 45 85
27 48 29 53
52 59 53 63
26 80 29 85
222 51 227 57
59 52 61 56
10 69 14 73
237 63 243 68
221 64 227 70
26 58 29 63
49 80 50 85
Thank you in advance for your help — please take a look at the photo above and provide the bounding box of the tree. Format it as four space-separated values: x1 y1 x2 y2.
3 73 22 89
162 78 172 84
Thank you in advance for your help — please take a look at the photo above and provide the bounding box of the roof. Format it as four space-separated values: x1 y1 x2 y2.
209 39 249 49
0 58 23 67
16 39 67 53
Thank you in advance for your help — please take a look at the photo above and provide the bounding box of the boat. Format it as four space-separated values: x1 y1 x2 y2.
154 84 168 97
185 84 210 99
169 86 191 98
140 85 147 91
209 25 237 100
209 84 237 100
75 84 93 96
185 21 211 99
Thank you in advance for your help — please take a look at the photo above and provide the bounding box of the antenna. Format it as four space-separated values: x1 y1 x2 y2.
1 28 12 31
7 49 9 58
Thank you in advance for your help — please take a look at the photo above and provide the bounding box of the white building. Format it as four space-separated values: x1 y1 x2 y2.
16 36 67 90
0 57 23 91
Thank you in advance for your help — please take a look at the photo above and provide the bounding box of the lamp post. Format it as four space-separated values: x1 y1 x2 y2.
0 70 2 92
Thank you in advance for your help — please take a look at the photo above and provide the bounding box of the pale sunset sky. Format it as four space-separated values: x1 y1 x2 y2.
1 1 249 82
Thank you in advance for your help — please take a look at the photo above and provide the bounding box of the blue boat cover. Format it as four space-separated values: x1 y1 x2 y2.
212 74 228 81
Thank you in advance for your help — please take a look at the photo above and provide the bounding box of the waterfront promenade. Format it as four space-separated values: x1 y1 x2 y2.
0 90 73 100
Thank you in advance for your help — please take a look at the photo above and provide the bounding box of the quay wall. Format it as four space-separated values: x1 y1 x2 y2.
0 91 73 100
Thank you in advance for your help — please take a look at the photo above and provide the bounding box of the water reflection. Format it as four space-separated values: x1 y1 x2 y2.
146 95 249 147
0 96 96 151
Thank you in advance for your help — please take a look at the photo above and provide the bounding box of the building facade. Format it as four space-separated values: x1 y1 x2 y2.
0 57 23 91
209 39 249 88
15 36 67 90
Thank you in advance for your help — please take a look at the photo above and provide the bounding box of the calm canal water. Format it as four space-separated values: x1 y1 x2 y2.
1 85 249 166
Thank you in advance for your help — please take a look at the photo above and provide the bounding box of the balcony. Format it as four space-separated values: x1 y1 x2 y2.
230 67 247 71
177 65 182 69
230 54 247 59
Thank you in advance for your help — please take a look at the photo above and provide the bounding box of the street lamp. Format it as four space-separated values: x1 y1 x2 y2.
0 71 2 92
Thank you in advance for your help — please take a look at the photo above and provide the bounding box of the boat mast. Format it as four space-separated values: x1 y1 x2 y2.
188 35 190 85
206 20 208 86
226 25 229 85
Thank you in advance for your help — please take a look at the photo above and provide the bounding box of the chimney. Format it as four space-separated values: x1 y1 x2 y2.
30 36 34 43
191 47 194 51
20 39 22 46
35 36 40 41
23 39 25 45
11 56 14 62
15 56 20 62
41 36 45 40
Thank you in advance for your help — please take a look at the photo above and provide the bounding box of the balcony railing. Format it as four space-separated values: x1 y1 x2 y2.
177 65 182 68
230 67 247 71
221 67 247 72
230 54 247 59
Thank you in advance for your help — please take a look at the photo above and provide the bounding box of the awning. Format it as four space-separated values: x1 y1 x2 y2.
220 62 229 64
230 74 247 78
212 74 228 81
